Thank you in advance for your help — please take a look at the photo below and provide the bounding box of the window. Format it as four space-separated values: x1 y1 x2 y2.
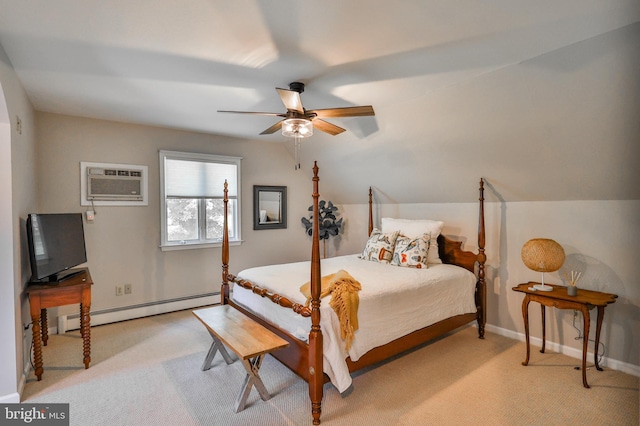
159 150 242 250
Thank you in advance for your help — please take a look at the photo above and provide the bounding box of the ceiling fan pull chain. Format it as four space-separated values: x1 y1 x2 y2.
294 136 301 170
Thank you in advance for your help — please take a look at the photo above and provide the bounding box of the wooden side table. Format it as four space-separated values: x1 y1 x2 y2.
25 268 93 381
512 282 617 388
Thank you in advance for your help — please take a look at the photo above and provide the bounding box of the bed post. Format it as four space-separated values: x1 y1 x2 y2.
476 178 486 338
308 162 323 425
221 180 230 305
368 187 373 236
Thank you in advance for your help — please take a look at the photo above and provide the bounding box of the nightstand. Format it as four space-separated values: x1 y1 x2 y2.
512 282 617 388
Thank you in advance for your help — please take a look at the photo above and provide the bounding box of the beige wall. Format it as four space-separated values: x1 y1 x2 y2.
0 42 38 402
35 112 317 317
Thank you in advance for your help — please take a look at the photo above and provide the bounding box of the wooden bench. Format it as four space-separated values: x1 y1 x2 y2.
192 305 289 412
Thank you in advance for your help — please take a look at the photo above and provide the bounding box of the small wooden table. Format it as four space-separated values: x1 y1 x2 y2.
193 305 289 412
25 268 92 381
512 282 617 388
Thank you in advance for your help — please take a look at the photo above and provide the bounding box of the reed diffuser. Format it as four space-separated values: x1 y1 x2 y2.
564 270 581 296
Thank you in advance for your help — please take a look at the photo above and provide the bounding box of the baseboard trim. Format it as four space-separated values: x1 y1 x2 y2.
57 292 219 333
17 358 31 402
0 392 20 404
485 324 640 378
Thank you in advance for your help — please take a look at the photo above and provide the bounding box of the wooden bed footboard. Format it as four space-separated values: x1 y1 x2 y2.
228 274 312 317
220 168 486 425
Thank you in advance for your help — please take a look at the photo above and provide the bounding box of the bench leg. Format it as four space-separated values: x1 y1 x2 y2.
201 332 234 371
234 355 271 413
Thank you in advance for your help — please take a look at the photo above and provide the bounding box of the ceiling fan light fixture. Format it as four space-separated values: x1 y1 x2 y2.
282 118 313 138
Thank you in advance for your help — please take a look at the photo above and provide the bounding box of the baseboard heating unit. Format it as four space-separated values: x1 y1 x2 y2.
57 292 219 334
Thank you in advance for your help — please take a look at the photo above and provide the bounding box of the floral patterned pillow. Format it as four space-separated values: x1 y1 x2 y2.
391 233 430 268
360 228 399 263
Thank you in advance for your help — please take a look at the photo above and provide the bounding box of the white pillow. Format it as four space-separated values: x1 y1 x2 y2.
381 218 444 264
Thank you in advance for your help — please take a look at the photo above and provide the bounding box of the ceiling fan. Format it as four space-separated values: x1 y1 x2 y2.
218 82 375 136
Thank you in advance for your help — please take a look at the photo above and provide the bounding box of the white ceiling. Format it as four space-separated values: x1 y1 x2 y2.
1 1 639 203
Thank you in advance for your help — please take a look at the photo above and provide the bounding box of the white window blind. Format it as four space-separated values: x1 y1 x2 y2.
165 158 237 198
159 150 242 250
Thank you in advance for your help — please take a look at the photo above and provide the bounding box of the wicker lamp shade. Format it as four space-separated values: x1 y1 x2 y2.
521 238 565 272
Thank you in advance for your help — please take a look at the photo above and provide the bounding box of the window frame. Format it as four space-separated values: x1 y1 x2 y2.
159 150 242 251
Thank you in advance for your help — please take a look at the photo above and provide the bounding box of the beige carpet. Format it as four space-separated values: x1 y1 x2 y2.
22 308 638 425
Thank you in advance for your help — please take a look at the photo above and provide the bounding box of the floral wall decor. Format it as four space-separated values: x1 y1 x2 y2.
301 200 343 257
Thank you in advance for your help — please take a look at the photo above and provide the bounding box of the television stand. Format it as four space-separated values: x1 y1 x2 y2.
25 267 93 381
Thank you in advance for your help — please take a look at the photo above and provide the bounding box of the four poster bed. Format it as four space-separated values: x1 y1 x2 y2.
220 163 486 425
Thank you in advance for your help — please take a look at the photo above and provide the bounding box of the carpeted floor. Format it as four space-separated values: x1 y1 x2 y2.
21 309 639 425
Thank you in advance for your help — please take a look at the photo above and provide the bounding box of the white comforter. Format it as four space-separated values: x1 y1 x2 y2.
232 254 477 392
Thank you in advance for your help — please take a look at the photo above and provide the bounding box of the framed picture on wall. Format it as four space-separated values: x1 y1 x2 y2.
253 185 287 230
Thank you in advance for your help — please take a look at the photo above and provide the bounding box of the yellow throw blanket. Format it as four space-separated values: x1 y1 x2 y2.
300 270 361 351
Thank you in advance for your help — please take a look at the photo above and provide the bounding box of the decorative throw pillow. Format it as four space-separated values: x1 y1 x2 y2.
391 234 430 268
381 218 444 264
360 228 399 264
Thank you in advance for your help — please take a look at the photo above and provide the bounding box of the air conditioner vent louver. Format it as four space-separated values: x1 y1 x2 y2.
87 167 143 201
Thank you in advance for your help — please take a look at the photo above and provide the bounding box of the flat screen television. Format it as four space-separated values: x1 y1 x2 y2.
26 213 88 283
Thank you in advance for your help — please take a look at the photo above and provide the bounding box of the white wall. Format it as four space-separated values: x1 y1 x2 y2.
337 196 639 371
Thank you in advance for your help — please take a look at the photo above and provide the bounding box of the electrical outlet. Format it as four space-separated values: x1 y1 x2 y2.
116 285 124 296
124 284 132 294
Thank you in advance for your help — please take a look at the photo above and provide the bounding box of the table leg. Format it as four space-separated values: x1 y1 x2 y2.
81 303 91 369
594 306 605 372
580 306 590 388
235 355 270 413
79 303 84 339
521 295 530 366
201 333 234 371
540 304 546 354
41 309 48 346
30 311 44 381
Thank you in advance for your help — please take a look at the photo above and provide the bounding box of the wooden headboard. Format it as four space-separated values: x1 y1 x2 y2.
438 235 478 273
367 179 486 275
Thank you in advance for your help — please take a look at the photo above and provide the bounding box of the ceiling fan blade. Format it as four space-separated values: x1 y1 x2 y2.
260 120 284 135
312 119 346 136
307 105 375 118
218 110 285 117
276 88 305 114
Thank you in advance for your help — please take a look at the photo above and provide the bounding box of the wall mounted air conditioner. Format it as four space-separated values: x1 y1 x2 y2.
81 161 148 206
87 167 143 201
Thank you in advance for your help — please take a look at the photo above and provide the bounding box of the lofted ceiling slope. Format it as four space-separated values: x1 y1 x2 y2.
0 1 638 203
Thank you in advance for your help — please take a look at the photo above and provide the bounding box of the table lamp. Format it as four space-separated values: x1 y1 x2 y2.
521 238 565 291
